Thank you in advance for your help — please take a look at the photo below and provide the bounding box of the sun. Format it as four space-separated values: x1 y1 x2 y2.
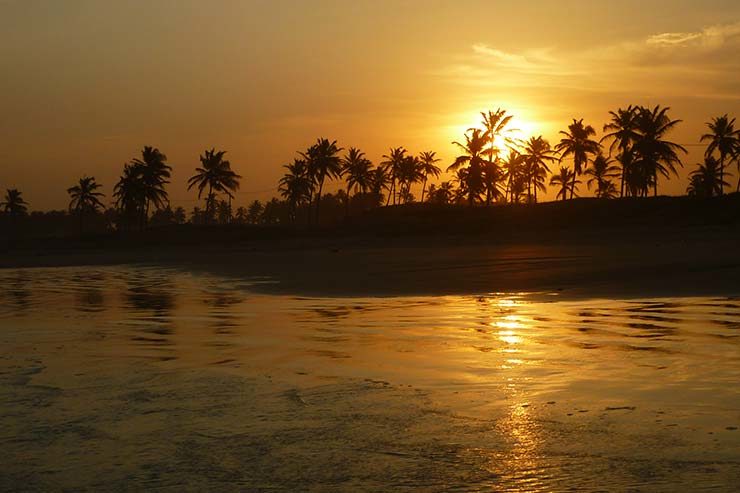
447 108 540 156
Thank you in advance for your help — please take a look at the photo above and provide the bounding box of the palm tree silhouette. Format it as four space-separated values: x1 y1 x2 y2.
302 138 343 223
584 153 620 199
521 136 556 203
502 149 526 203
113 163 146 230
369 166 391 207
341 147 373 214
397 155 423 203
247 200 263 224
555 119 600 199
187 148 241 223
279 159 312 222
418 151 441 203
687 156 728 198
477 109 513 203
1 189 28 215
632 106 686 196
550 167 578 201
67 176 105 234
602 106 640 197
701 115 740 195
449 128 488 206
132 146 172 226
380 147 408 205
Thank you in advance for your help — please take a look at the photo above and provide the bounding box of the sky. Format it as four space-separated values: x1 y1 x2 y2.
2 0 740 210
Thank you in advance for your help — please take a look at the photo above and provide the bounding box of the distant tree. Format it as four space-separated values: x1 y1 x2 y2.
427 181 455 205
397 155 423 203
113 163 146 230
631 106 686 196
380 147 408 205
550 167 579 201
302 138 343 224
418 151 441 203
556 119 600 199
133 146 172 226
341 147 373 214
369 166 391 207
234 206 248 224
448 128 488 206
520 136 556 203
687 156 728 198
173 206 186 224
602 105 639 196
477 109 513 204
187 148 241 223
1 189 28 215
67 176 105 234
279 159 312 223
216 199 231 225
701 115 740 195
247 200 263 224
502 150 526 203
584 153 620 199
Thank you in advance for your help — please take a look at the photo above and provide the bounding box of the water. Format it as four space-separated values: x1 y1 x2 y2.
1 266 739 491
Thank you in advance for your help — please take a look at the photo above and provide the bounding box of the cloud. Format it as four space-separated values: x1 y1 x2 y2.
439 21 740 100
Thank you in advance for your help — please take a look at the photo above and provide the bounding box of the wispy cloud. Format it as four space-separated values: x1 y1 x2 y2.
440 21 740 100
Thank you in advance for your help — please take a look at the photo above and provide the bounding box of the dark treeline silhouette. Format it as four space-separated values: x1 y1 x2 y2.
2 106 739 241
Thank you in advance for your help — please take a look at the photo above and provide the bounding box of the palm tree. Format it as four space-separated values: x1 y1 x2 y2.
418 151 441 203
477 109 513 203
113 163 146 230
187 148 241 223
397 155 423 203
520 136 556 203
234 206 248 224
302 138 343 223
448 128 488 206
380 147 408 205
428 181 455 205
502 150 526 203
550 167 578 201
701 115 740 195
132 146 172 225
1 189 28 215
369 166 391 207
602 106 640 197
341 148 373 214
67 176 105 234
631 106 686 196
247 200 263 224
687 156 728 198
555 119 600 199
584 153 620 199
279 159 312 222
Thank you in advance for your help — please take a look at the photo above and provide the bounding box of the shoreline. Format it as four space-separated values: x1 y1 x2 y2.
3 223 740 300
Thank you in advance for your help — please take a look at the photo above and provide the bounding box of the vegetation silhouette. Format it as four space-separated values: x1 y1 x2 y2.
701 115 740 194
187 148 242 224
2 105 740 240
67 176 105 235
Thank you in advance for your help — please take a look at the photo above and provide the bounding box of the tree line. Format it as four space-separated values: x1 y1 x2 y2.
2 106 739 233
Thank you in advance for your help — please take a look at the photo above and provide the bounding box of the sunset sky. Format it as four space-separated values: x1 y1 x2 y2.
2 0 740 210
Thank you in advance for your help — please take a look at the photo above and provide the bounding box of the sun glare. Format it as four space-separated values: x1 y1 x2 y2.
447 107 539 157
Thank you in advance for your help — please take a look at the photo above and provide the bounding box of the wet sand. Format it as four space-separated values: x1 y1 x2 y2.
1 266 739 491
3 224 740 299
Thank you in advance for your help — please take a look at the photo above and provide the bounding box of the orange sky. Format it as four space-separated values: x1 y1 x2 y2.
2 0 740 210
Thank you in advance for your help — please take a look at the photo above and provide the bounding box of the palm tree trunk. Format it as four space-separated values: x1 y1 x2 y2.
570 171 576 200
420 176 428 203
620 166 625 198
315 178 324 225
719 153 725 196
345 184 352 216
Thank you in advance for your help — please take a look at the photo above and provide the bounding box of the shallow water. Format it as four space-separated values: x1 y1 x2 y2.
1 265 739 491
